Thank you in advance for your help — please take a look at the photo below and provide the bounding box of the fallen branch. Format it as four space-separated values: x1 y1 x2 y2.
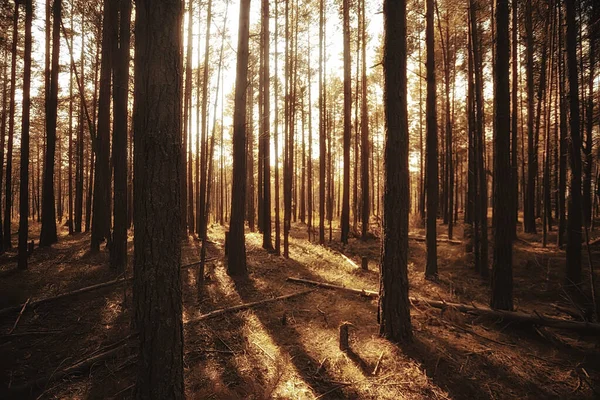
5 339 135 397
287 277 600 334
409 235 462 245
8 298 30 334
0 260 214 318
0 278 131 318
286 277 378 298
339 253 359 269
187 290 313 323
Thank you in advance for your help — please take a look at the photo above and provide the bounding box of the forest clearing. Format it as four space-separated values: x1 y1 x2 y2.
0 219 599 399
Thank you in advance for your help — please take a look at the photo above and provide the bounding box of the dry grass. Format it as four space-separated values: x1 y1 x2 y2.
0 218 598 399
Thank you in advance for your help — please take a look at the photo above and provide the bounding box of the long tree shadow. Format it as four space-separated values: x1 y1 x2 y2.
228 245 372 399
183 239 276 399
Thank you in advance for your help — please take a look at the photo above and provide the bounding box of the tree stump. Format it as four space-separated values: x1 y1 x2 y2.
339 322 351 352
361 257 368 271
27 240 34 256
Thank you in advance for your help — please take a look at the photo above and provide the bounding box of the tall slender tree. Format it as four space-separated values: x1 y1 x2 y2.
18 0 33 269
40 0 61 247
340 0 351 245
425 0 438 279
198 0 213 239
523 0 536 234
91 0 116 251
360 0 369 241
318 0 325 244
228 0 251 276
111 0 131 271
3 1 18 250
491 0 513 310
261 0 273 250
565 0 582 284
379 0 412 343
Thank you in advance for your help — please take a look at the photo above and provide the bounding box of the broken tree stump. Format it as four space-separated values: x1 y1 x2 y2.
361 257 368 271
339 322 351 352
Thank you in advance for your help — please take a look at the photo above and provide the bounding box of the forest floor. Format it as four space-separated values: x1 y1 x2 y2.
0 217 599 399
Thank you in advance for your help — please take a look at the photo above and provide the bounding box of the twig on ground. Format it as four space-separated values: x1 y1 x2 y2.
8 298 30 334
372 351 385 376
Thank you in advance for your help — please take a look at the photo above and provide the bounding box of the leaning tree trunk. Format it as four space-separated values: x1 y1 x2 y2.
133 0 184 397
379 0 413 344
40 0 62 247
227 0 251 276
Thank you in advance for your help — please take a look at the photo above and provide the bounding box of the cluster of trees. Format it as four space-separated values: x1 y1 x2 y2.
0 0 597 395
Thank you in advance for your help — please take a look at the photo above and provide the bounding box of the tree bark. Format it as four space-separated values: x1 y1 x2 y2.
379 0 412 343
340 0 351 245
523 0 536 234
18 0 33 269
91 0 116 252
111 0 131 272
565 0 582 284
491 0 513 310
261 0 272 250
227 0 251 276
133 0 184 396
3 2 18 250
40 0 62 247
360 0 369 241
198 0 213 239
318 0 325 245
425 0 438 278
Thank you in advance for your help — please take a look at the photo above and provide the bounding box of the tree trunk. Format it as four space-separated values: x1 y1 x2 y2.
246 77 255 232
583 1 597 229
379 0 412 343
565 0 582 284
360 0 369 241
261 0 272 250
182 0 193 236
133 0 184 397
318 0 325 244
3 2 18 250
18 0 33 269
340 0 351 245
425 0 438 278
523 0 536 233
274 0 281 254
111 0 131 272
511 0 519 238
227 0 250 276
491 0 513 310
74 12 85 234
198 0 213 239
91 0 116 252
40 0 61 247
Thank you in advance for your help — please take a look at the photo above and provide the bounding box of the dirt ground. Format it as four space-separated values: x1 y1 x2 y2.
0 217 599 399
